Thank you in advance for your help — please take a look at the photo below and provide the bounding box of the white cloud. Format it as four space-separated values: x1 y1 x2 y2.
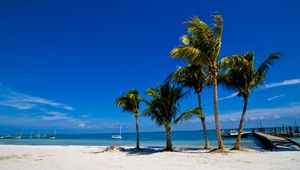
41 111 68 121
0 101 36 110
264 78 300 89
219 92 238 101
230 118 237 121
0 89 74 111
205 103 300 123
267 94 285 101
78 123 86 127
219 78 300 101
274 114 280 119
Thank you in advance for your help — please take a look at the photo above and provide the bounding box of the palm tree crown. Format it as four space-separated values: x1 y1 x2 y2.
143 82 188 151
168 64 211 149
168 65 207 94
219 52 280 98
170 14 225 150
219 51 280 150
115 89 143 149
170 14 223 70
115 89 141 115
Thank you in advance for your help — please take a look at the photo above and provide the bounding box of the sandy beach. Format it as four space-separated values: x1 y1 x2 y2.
0 145 299 170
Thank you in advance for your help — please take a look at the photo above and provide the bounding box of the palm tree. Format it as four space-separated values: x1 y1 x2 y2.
143 82 188 151
219 52 280 150
115 89 143 149
170 14 225 150
168 65 211 149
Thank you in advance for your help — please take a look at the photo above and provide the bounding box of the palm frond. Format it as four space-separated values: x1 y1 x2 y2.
255 52 280 86
143 82 187 127
115 89 143 114
219 55 248 69
174 107 204 124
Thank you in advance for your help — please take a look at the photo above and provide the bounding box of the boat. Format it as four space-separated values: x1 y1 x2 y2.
14 135 22 139
14 132 22 139
112 126 122 139
49 130 56 139
36 130 41 138
222 129 250 138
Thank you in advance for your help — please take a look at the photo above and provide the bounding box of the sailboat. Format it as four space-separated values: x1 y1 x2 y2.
36 130 41 138
49 130 56 139
112 126 122 139
29 132 33 139
14 132 22 139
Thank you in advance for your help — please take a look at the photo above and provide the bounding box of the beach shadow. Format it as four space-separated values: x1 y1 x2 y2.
175 147 211 154
121 147 163 155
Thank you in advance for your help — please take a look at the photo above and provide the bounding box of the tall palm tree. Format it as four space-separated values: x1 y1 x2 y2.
168 65 211 149
115 89 142 149
170 14 225 150
143 82 188 151
219 52 280 150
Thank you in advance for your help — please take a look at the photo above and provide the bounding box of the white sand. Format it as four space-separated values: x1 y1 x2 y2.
0 145 299 170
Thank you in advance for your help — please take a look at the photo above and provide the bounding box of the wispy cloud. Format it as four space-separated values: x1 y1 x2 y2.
264 78 300 89
219 78 300 101
204 103 300 123
267 94 285 101
41 111 69 121
0 88 74 111
0 101 36 110
219 92 238 101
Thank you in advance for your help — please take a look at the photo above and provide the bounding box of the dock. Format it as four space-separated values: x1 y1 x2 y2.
254 132 300 151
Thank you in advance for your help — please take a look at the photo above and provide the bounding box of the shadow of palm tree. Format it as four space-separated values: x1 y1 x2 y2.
121 147 164 155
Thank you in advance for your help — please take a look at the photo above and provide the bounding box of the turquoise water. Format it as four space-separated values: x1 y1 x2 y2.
0 130 263 149
290 137 300 143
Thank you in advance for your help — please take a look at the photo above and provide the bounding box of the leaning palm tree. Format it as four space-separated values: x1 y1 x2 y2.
115 89 142 149
168 65 211 149
219 52 280 150
143 82 188 151
171 14 225 150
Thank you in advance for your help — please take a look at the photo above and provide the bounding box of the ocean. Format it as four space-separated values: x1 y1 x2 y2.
0 130 266 149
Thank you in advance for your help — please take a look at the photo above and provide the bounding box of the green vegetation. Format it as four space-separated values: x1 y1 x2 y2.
115 89 143 149
168 65 211 149
170 14 226 150
219 52 280 150
143 82 188 151
115 13 280 152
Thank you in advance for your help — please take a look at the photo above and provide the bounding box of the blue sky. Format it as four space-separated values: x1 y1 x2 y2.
0 0 300 134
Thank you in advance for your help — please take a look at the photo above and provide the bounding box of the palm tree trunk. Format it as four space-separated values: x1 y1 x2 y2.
232 96 248 150
213 74 224 150
134 113 140 149
197 92 211 149
165 125 173 151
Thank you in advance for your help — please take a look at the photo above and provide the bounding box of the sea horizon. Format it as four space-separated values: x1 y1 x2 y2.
0 129 266 149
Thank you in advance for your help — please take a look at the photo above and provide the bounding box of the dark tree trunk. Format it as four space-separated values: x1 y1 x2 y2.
232 96 248 150
165 125 173 151
197 92 211 149
134 113 140 149
213 72 224 150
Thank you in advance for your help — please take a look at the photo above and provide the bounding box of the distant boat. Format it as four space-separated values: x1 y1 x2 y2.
222 129 249 138
30 132 33 139
36 130 41 138
49 130 56 139
14 132 22 139
14 135 22 139
112 126 122 139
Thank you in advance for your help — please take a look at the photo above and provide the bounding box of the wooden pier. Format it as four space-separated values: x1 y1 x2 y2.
254 132 300 151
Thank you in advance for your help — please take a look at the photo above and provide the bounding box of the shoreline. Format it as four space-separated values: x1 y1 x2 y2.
1 145 300 170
